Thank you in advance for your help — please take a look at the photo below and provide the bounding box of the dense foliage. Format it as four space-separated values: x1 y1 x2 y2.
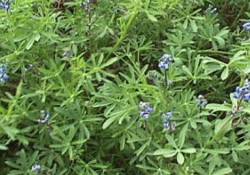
1 0 250 174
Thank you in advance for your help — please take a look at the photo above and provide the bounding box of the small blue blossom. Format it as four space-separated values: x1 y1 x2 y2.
197 95 208 109
243 22 250 31
31 164 41 174
37 110 51 124
82 0 96 12
0 1 10 12
163 112 176 131
158 54 174 71
0 65 9 84
244 93 250 101
139 102 154 119
233 80 250 102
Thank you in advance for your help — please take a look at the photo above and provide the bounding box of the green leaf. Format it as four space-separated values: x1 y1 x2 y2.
0 144 8 150
182 65 193 77
234 140 250 151
153 149 177 158
206 104 232 112
232 151 238 162
221 66 229 80
214 117 232 140
0 124 19 140
178 123 188 148
26 33 41 50
190 20 198 32
101 57 119 68
136 140 150 157
177 152 184 165
102 116 118 129
243 107 250 115
215 36 225 47
181 148 196 154
203 59 225 75
204 148 230 154
166 135 177 148
146 12 158 22
213 167 232 175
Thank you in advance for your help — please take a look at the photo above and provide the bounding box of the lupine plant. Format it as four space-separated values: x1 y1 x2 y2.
1 0 250 174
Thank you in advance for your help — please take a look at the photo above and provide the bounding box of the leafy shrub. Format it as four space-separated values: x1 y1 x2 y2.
1 0 250 174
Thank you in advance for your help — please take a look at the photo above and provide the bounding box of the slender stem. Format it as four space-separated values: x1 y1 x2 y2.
197 50 231 55
148 0 152 8
236 99 243 112
206 98 243 148
86 4 92 52
164 70 167 87
106 11 138 59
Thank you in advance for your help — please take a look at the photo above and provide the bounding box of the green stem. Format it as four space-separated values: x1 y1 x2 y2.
197 50 231 55
164 70 167 87
106 11 138 59
205 117 232 148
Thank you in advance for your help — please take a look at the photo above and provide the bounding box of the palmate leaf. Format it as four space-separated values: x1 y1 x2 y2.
102 105 134 129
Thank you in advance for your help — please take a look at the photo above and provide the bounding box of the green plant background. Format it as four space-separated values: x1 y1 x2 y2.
1 0 250 174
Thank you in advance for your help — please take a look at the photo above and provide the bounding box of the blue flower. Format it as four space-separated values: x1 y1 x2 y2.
244 93 250 101
0 65 9 84
163 112 176 131
233 80 250 102
139 102 154 119
31 164 41 174
197 95 208 109
0 1 10 12
82 0 96 12
164 112 173 120
37 110 51 124
243 22 250 31
158 54 174 71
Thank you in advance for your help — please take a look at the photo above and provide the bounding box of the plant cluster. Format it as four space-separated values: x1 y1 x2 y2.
1 0 250 174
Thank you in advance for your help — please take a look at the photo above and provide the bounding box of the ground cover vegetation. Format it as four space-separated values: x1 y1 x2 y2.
1 0 250 174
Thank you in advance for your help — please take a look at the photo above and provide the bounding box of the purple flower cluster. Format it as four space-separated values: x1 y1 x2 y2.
0 1 10 12
37 110 51 124
139 102 154 119
163 112 176 131
243 22 250 31
0 65 9 84
233 80 250 102
158 54 174 71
